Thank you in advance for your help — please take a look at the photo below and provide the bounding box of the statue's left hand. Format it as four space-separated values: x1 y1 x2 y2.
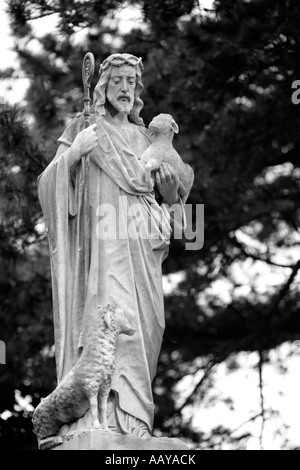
155 163 180 206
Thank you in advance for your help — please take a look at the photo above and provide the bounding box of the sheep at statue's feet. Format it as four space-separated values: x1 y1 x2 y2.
32 304 136 448
141 113 194 200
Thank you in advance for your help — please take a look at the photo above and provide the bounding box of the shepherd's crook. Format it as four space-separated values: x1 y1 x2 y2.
82 52 95 291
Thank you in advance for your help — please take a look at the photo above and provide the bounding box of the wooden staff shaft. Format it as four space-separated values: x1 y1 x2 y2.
82 52 95 291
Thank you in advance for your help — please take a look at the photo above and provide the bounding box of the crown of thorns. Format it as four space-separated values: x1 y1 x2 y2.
99 53 144 74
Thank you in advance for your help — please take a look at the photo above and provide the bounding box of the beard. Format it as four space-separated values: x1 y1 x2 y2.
107 96 134 115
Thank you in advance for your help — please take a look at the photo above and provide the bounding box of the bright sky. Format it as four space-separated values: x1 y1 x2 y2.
0 0 215 103
0 3 15 68
180 344 300 450
0 2 29 103
1 0 300 450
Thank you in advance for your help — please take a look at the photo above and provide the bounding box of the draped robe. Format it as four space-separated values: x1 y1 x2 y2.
38 113 186 435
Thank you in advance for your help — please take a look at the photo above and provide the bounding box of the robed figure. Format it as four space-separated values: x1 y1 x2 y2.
38 53 191 437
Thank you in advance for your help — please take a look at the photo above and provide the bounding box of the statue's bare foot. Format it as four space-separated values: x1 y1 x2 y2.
92 420 101 429
102 425 112 433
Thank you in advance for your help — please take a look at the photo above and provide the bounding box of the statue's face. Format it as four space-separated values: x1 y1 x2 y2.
106 64 136 115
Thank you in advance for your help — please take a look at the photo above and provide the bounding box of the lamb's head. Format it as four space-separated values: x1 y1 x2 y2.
97 304 136 337
148 113 179 141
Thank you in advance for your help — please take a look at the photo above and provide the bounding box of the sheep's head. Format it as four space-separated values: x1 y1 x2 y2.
97 303 136 336
149 113 179 139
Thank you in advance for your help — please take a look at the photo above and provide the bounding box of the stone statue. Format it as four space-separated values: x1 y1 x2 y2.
36 53 194 449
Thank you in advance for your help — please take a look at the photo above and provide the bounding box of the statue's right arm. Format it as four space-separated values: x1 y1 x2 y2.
57 123 98 169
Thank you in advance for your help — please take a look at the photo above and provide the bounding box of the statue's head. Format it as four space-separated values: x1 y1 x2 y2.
93 53 144 126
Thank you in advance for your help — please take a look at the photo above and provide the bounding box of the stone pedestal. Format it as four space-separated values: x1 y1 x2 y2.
48 429 190 451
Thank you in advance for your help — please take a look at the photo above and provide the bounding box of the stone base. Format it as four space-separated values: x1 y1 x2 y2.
49 429 190 451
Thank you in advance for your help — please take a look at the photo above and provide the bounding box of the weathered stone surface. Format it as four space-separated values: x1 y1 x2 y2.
35 53 195 448
51 429 190 451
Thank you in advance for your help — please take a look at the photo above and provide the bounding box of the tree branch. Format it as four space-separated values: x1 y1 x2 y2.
230 412 264 435
29 11 59 20
174 360 216 415
169 353 228 420
266 259 300 314
232 236 295 269
258 350 266 450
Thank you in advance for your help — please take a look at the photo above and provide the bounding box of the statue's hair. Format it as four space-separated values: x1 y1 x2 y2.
93 53 145 126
